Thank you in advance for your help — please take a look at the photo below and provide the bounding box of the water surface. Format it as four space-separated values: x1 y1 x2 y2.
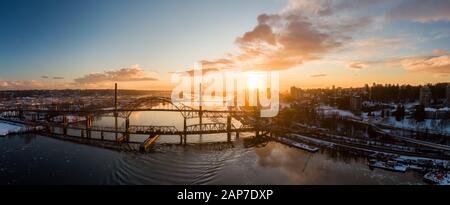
0 133 424 185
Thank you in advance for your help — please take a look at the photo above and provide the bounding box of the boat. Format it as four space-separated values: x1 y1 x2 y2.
368 159 408 172
424 171 450 185
276 137 319 153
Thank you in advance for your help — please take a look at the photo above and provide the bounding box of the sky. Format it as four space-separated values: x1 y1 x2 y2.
0 0 449 91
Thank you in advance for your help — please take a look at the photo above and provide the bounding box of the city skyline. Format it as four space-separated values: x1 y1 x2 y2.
1 0 449 91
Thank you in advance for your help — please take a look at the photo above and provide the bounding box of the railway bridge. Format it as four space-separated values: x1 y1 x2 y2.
0 86 272 151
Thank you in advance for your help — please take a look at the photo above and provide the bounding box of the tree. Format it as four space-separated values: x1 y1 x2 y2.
414 104 426 122
400 104 405 120
395 104 404 121
367 125 377 138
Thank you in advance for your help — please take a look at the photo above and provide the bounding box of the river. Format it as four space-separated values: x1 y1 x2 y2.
0 104 426 184
0 134 425 184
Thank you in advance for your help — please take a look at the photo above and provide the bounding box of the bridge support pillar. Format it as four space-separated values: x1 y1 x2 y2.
101 131 104 140
125 117 130 142
236 132 239 139
255 110 260 138
63 114 68 135
114 114 118 141
47 125 51 134
85 115 92 138
227 115 231 142
183 117 187 145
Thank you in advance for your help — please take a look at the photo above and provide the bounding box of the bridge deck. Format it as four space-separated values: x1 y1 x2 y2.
35 120 261 135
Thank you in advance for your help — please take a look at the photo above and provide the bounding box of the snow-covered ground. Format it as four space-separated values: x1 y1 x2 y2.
316 105 359 119
364 116 450 135
424 171 450 185
425 107 450 112
313 104 450 135
0 122 24 136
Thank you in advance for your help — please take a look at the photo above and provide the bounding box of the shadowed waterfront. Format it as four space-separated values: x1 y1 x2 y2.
0 133 424 185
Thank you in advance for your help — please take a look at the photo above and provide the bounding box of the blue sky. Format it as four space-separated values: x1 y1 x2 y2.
0 0 449 90
0 0 284 81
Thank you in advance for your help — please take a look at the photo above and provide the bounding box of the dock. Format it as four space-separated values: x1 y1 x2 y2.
275 136 319 153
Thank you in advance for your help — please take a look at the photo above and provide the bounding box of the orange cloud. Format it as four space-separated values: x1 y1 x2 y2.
201 0 376 71
345 49 450 73
400 50 450 73
310 74 327 77
0 80 44 90
347 62 369 70
74 64 158 84
351 37 409 54
234 13 342 70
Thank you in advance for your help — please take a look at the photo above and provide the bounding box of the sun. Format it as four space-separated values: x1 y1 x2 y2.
247 72 263 90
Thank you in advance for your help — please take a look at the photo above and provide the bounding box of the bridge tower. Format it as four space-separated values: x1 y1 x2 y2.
114 83 118 141
255 88 261 138
199 82 203 127
198 82 203 142
63 114 68 135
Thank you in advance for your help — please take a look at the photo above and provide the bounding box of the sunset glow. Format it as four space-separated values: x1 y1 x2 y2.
247 72 264 90
0 0 448 91
1 0 450 189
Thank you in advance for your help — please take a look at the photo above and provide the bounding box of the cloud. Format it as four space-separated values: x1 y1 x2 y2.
41 75 64 80
200 0 377 71
346 49 450 73
347 62 369 70
284 0 389 17
199 59 235 70
386 0 450 23
176 67 220 77
310 74 327 77
432 48 449 56
399 49 450 73
431 30 450 40
0 65 159 90
234 13 342 70
351 37 409 52
74 64 158 84
0 80 45 90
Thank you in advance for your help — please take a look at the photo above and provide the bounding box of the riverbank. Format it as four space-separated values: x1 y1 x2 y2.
277 133 450 184
0 121 25 136
0 119 44 136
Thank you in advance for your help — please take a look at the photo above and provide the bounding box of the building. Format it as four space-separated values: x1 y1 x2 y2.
425 107 450 119
290 86 303 100
447 84 450 107
419 86 432 107
350 95 362 112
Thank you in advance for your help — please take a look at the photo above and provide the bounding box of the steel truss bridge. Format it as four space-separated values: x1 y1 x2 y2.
0 96 272 151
